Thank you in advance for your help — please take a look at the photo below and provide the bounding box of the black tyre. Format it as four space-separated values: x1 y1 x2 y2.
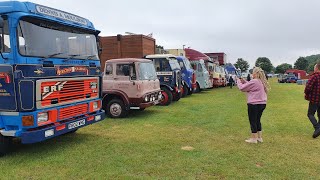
173 91 181 101
181 84 188 97
0 135 11 157
159 87 173 106
187 87 193 95
194 82 201 93
106 98 128 118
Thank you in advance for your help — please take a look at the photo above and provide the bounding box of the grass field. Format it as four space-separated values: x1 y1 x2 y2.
1 78 319 179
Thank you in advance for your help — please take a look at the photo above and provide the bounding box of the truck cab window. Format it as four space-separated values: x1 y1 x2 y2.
153 59 161 72
198 64 202 71
116 64 136 77
0 16 10 52
105 64 113 75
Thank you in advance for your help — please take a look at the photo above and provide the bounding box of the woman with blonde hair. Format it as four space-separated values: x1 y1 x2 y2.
237 67 270 143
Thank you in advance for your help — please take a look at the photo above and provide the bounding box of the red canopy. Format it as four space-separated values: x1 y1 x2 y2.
184 48 210 61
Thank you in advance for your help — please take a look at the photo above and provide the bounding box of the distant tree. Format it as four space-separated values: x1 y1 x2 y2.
234 58 250 72
156 45 164 49
255 57 273 73
249 69 253 74
294 57 308 70
275 63 293 74
307 60 320 73
305 54 320 65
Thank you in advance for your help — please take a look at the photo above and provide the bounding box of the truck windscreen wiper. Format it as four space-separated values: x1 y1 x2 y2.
84 55 97 61
63 54 81 62
39 52 64 61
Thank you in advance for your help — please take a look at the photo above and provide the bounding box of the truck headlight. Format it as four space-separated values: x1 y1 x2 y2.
90 82 97 89
93 101 98 109
38 112 48 124
144 96 149 102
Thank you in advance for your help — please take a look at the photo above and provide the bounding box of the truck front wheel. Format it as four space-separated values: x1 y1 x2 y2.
107 99 128 118
194 83 201 93
0 135 11 157
182 85 188 97
173 91 181 101
159 88 173 106
187 87 193 95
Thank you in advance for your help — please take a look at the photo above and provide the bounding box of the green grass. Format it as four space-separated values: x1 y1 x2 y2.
1 79 319 179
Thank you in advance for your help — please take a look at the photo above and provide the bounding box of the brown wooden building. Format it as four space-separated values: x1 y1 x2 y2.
99 34 156 70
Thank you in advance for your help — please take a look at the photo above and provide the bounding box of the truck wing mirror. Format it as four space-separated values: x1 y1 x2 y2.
130 75 136 80
179 62 184 68
0 17 4 28
0 16 3 51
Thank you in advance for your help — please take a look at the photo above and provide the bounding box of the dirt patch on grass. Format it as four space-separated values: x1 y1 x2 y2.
181 146 195 151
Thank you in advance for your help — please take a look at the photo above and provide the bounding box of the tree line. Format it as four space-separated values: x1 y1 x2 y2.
234 55 320 74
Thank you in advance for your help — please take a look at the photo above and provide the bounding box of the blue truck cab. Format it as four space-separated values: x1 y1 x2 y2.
176 56 195 97
0 1 105 155
145 54 182 106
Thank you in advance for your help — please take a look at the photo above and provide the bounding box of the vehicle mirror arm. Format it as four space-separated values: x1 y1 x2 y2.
0 26 8 61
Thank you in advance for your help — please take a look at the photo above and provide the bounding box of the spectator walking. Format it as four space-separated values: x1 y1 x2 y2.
229 75 234 89
237 67 270 143
305 61 320 138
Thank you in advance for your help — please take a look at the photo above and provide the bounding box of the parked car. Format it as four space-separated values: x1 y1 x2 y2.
102 58 162 118
278 74 287 83
286 73 298 83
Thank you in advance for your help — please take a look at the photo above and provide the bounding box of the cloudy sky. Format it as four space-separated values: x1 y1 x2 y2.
15 0 320 67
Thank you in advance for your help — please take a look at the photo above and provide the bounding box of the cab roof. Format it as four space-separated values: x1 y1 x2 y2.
145 54 176 59
106 58 152 63
185 48 211 61
0 1 96 30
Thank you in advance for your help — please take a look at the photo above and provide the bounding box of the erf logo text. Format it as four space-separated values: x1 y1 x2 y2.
43 84 64 93
42 81 67 100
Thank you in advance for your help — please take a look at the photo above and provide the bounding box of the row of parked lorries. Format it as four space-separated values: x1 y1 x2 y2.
102 51 229 118
0 1 229 155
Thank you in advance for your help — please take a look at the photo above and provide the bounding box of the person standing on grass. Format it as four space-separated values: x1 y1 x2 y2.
229 75 234 89
237 67 270 144
247 73 251 81
304 61 320 138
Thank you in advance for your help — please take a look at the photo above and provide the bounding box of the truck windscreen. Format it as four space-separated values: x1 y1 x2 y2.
139 62 157 80
183 58 193 70
169 58 181 70
17 16 98 60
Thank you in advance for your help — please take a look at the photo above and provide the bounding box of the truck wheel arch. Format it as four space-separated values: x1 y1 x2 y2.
160 84 173 92
102 90 130 109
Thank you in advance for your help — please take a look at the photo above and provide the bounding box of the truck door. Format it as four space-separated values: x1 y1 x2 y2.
114 63 136 97
102 63 114 91
197 63 205 88
0 16 16 111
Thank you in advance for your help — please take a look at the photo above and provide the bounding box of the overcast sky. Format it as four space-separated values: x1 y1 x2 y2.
15 0 320 67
